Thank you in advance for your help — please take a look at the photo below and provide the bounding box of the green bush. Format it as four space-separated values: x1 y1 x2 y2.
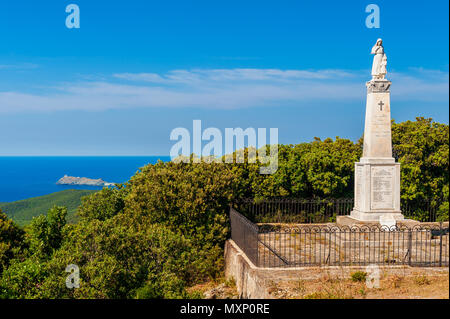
0 210 26 274
32 215 200 299
28 206 67 259
392 118 449 206
77 186 127 221
0 257 48 299
351 271 367 282
124 160 238 280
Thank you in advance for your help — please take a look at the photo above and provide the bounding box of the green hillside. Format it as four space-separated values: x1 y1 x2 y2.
0 189 97 226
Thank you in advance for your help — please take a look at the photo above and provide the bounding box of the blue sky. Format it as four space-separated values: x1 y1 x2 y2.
0 0 448 155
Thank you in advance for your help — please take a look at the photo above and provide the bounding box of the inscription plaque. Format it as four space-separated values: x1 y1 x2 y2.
371 166 394 210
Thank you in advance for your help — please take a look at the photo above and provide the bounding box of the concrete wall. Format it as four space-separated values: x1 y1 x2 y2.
224 239 270 298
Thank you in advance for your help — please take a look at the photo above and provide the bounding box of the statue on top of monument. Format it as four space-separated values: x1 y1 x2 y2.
371 38 387 80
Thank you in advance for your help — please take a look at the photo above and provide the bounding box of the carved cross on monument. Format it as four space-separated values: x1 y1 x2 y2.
378 101 384 111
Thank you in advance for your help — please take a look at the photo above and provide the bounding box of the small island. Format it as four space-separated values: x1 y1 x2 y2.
56 175 115 186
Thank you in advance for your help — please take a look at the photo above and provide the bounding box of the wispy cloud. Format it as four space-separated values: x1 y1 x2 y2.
0 63 39 70
0 68 447 113
113 68 357 84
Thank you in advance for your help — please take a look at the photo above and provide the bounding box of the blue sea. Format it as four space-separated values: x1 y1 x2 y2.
0 156 171 202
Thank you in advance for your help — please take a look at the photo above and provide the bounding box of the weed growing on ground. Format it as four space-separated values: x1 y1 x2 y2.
351 271 367 282
413 275 431 286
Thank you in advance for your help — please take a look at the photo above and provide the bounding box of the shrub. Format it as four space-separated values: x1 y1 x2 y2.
351 271 367 282
413 275 431 286
0 210 26 274
77 186 127 221
124 160 238 280
33 214 199 299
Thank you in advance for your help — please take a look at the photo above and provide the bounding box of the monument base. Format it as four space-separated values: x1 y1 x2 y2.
337 215 419 227
352 158 404 222
349 209 404 222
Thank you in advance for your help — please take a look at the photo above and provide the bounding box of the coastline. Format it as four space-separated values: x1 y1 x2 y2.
0 156 170 202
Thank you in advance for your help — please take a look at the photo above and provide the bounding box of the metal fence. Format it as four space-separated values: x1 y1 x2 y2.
401 199 445 222
230 207 449 268
230 207 259 264
234 198 353 223
234 198 445 223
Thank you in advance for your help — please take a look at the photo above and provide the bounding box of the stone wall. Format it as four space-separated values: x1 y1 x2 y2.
224 239 270 298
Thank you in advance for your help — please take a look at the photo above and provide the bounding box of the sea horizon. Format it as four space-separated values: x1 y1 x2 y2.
0 156 171 202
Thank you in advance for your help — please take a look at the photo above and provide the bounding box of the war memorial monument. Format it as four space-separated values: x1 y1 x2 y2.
349 39 405 223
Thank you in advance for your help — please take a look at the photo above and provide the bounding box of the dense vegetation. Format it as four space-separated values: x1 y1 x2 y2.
0 190 97 226
0 118 448 299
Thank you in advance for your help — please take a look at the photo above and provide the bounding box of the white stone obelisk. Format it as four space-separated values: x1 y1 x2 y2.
350 39 404 222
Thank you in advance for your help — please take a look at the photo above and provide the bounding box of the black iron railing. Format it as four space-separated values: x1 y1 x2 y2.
234 198 446 223
230 207 449 268
234 198 353 223
230 207 259 266
401 199 445 222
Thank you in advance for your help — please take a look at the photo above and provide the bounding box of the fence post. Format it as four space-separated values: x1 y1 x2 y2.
408 230 412 266
439 221 443 267
327 229 332 265
255 226 259 267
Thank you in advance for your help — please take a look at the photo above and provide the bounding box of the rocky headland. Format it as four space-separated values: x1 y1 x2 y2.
56 175 114 186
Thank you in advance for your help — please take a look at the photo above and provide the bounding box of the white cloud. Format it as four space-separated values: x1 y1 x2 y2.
113 73 167 83
0 63 39 70
113 68 357 84
0 68 447 113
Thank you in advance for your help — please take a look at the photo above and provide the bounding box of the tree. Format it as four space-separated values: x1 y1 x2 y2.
0 257 47 299
29 206 67 258
232 137 361 199
124 160 238 279
392 117 449 201
33 215 199 299
0 210 25 274
392 118 449 220
77 186 127 221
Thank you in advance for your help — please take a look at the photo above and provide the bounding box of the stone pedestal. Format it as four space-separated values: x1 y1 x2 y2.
350 79 404 222
350 159 403 221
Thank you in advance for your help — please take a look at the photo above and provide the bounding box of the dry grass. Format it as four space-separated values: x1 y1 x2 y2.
270 273 449 299
386 274 403 288
186 277 239 299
